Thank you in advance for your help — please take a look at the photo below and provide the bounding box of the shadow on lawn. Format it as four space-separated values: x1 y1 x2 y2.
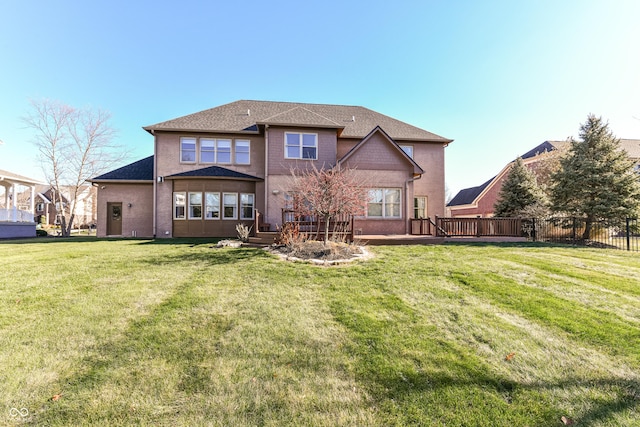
139 245 273 266
368 357 639 425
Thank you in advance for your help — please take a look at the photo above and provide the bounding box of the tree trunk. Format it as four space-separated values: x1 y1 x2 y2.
582 216 593 240
323 214 331 245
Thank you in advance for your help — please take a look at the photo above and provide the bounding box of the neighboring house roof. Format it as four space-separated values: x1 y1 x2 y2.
338 126 424 175
0 169 44 187
143 100 453 143
90 156 154 182
448 137 640 209
166 165 263 181
447 176 494 206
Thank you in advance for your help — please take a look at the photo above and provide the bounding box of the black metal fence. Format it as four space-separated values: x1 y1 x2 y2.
522 217 640 252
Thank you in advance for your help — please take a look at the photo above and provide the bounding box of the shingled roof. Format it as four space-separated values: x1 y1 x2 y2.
144 100 452 142
90 156 154 182
447 177 494 207
166 166 262 181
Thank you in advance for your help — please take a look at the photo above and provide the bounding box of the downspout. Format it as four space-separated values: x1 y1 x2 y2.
152 129 157 238
404 174 422 234
264 125 269 226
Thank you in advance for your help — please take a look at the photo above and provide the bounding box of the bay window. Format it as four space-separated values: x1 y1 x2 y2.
174 192 186 219
240 193 255 220
205 192 220 219
188 192 202 219
223 193 237 219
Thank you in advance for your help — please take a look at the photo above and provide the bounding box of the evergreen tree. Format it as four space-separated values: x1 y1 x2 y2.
494 157 547 217
550 115 640 239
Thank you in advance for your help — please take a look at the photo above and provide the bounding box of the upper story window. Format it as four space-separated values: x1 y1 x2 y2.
400 145 414 159
199 139 232 164
200 139 216 163
217 139 232 163
181 138 197 163
235 140 250 164
285 132 317 160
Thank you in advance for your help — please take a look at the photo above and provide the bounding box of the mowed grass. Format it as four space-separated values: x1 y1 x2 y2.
1 238 638 426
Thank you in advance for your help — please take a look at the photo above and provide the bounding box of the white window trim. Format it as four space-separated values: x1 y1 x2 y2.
367 188 402 219
222 192 238 220
204 192 220 220
180 137 197 164
188 192 202 220
240 193 255 220
284 132 318 160
173 192 186 220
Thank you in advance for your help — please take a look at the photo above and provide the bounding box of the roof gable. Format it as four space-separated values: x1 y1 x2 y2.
338 126 424 175
144 100 452 142
259 106 342 128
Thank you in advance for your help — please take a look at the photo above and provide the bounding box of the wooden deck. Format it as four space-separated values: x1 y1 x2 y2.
248 232 526 246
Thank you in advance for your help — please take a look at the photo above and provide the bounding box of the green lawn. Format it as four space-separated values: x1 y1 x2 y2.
1 238 638 426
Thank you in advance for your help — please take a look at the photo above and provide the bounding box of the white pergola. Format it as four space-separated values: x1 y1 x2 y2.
0 169 44 222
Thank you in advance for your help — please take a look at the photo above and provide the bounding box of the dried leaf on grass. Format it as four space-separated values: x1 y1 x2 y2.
505 352 516 361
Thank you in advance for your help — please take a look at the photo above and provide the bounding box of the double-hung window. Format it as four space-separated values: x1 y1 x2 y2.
188 192 202 219
200 139 216 163
285 132 317 160
181 138 197 163
174 192 186 219
240 193 255 220
205 192 220 219
217 140 232 163
367 188 401 218
223 193 237 219
235 140 250 164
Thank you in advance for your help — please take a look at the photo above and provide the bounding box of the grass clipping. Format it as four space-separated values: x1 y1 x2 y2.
270 240 370 265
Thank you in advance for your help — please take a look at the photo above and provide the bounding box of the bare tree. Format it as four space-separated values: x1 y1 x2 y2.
289 165 368 244
23 99 126 236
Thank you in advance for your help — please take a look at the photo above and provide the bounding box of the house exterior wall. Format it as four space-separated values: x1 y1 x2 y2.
96 183 154 237
171 179 257 238
154 132 266 238
409 142 446 219
266 127 337 174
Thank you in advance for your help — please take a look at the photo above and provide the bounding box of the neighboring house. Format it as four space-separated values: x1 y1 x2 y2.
30 185 97 227
447 139 640 218
90 100 453 238
0 169 42 238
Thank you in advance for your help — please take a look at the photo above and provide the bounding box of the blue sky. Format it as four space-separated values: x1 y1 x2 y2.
1 0 639 197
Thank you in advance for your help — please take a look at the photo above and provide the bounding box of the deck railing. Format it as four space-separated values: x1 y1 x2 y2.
0 208 35 223
281 209 354 241
436 217 522 237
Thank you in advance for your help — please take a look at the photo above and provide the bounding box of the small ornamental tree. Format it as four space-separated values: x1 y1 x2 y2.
290 165 368 244
551 114 640 239
494 157 548 217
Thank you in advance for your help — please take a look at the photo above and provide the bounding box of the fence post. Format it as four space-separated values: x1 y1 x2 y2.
532 218 537 242
627 217 631 251
572 217 577 243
